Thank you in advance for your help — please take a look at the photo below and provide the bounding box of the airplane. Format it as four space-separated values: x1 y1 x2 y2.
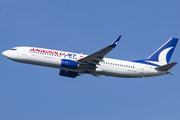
2 36 178 78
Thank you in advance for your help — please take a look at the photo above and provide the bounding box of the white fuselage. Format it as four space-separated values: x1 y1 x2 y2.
2 47 167 78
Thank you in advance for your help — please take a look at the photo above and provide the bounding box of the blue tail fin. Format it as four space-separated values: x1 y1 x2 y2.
133 38 178 66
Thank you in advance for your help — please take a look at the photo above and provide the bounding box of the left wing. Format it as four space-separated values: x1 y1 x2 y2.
78 36 121 65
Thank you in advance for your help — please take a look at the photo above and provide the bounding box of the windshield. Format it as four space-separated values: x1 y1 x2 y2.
11 48 17 51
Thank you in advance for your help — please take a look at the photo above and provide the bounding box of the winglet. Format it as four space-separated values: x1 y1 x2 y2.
109 36 121 47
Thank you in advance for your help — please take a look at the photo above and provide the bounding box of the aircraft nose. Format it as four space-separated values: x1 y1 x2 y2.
2 50 9 57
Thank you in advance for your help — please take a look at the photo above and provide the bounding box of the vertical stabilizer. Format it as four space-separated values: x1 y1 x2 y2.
133 38 178 66
146 38 178 66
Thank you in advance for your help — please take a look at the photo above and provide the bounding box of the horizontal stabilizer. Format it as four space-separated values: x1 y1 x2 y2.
155 62 177 71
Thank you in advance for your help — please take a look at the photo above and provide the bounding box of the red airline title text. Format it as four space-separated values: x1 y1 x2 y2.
29 48 78 57
29 48 65 55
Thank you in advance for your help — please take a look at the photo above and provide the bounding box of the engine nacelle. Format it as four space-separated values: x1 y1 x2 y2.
59 69 79 78
61 59 78 69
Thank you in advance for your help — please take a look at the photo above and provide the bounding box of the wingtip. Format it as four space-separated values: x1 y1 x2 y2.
110 35 121 47
117 35 121 41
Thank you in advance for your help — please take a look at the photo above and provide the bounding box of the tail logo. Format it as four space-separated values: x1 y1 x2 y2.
146 47 173 65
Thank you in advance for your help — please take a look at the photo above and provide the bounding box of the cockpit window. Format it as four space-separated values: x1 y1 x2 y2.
11 48 17 51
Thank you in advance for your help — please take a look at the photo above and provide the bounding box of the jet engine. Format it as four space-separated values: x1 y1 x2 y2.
61 59 78 69
59 69 79 78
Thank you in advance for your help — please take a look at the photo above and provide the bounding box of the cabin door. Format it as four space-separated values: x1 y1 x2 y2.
140 66 144 74
22 48 27 56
